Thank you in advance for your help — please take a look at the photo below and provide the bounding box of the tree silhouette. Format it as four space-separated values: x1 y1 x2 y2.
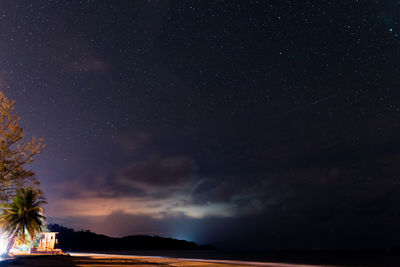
0 91 45 201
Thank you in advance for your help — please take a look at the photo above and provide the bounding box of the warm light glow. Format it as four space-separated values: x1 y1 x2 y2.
47 195 237 219
0 232 8 255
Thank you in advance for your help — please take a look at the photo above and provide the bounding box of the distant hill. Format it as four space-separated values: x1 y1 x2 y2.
48 224 213 251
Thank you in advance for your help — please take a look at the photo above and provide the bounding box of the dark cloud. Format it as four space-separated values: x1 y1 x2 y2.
116 132 151 154
68 57 108 73
117 155 196 189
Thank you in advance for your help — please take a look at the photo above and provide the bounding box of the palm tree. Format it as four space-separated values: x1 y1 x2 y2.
0 187 46 254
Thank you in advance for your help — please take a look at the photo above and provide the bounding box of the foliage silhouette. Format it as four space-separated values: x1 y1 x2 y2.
48 224 204 251
0 91 45 201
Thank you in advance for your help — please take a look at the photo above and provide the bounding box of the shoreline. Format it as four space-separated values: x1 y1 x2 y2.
0 253 334 267
64 249 400 266
70 252 313 266
0 251 399 266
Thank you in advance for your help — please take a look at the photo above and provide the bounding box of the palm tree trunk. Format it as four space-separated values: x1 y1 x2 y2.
4 227 18 256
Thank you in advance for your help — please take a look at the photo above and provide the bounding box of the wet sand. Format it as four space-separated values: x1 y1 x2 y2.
0 253 333 267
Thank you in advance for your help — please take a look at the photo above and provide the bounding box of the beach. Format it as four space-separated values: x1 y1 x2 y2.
0 253 333 267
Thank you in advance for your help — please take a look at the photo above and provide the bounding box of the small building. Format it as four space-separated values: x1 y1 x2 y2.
29 232 63 255
38 232 57 250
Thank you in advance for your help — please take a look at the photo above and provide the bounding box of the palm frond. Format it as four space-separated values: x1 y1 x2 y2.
0 186 46 244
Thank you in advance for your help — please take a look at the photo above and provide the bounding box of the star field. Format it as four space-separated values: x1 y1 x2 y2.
0 0 399 249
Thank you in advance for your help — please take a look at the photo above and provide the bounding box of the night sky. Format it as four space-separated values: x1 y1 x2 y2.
1 0 400 250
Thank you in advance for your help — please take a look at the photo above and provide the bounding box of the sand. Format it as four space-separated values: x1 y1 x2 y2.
0 253 329 267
